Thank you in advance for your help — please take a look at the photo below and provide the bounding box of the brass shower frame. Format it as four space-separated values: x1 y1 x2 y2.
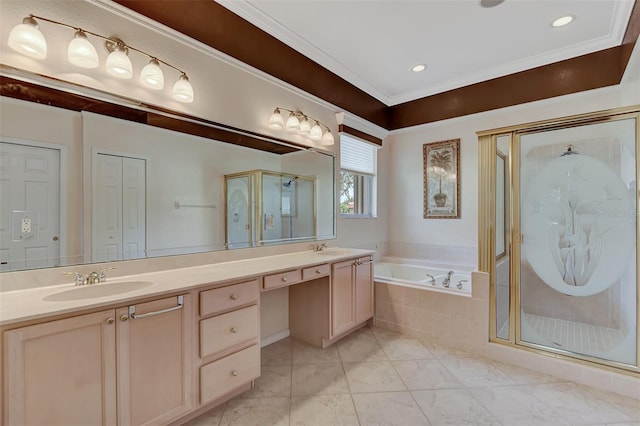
478 105 640 374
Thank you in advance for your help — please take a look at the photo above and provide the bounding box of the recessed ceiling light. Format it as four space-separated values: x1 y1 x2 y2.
411 64 426 73
551 15 574 27
479 0 505 8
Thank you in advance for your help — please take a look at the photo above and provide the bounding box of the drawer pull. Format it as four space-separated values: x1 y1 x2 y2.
230 327 238 333
129 295 184 319
281 277 288 282
230 294 238 300
316 269 322 274
231 370 239 377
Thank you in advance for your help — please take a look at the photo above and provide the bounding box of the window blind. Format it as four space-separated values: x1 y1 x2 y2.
340 134 376 175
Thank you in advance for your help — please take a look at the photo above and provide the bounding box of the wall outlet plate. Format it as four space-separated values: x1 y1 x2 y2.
21 218 31 234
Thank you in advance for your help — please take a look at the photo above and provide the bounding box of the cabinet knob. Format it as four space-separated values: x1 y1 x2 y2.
281 277 288 282
106 317 114 325
231 370 239 377
230 294 238 300
230 327 238 333
120 315 129 322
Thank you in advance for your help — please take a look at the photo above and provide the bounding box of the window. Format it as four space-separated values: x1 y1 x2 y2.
340 134 377 217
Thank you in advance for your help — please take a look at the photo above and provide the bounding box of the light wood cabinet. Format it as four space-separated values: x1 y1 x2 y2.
3 310 117 426
290 256 374 347
3 294 192 426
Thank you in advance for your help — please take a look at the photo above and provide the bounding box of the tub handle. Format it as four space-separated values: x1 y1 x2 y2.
457 279 468 290
426 274 435 285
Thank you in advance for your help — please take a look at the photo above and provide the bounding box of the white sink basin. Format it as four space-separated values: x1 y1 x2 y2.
43 281 154 302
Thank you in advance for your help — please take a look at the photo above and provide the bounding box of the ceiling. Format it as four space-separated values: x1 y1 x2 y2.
219 0 635 106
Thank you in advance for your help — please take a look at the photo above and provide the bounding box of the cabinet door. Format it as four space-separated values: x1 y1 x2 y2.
117 294 193 426
355 257 374 323
3 310 117 426
331 259 355 337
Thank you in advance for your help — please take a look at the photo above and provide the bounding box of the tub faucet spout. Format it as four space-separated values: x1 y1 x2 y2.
442 270 454 288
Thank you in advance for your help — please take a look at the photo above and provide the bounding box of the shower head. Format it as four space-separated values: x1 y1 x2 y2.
561 144 579 156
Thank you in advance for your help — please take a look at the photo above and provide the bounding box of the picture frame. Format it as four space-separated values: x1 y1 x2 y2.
423 139 460 219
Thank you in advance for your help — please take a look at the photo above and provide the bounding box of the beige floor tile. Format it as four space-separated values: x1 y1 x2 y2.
439 357 516 387
529 382 633 424
585 387 640 421
290 394 359 426
182 403 226 426
261 338 293 365
336 329 387 363
393 359 462 390
420 340 470 359
343 361 406 393
377 336 434 360
241 364 291 399
291 363 350 396
496 362 563 385
412 389 501 425
219 397 290 426
292 339 341 364
351 391 429 426
470 385 572 425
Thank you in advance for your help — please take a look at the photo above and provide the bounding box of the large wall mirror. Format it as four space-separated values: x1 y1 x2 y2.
0 80 336 272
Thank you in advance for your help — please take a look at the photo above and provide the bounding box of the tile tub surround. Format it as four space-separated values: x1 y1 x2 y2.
374 272 640 400
182 327 640 426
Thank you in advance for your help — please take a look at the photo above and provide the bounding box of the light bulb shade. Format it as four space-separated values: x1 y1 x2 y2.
139 59 164 90
321 130 335 146
286 113 300 131
298 118 311 134
105 48 133 79
172 74 194 103
8 17 47 59
268 109 284 129
67 31 99 69
309 122 323 140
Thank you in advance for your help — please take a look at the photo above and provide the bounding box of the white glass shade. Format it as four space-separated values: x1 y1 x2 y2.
105 48 133 79
172 75 194 103
139 59 164 90
67 31 99 69
321 130 335 145
268 109 284 129
309 122 323 140
8 17 47 59
286 113 300 131
298 117 311 134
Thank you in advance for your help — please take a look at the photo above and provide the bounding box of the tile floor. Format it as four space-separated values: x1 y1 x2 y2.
184 326 640 426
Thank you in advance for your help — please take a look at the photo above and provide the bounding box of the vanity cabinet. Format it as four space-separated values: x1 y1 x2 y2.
197 280 260 406
3 294 192 426
331 256 374 338
289 256 374 347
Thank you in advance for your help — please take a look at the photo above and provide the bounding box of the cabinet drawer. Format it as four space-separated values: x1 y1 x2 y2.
200 280 258 316
263 269 301 290
302 263 330 280
200 344 260 404
200 305 259 358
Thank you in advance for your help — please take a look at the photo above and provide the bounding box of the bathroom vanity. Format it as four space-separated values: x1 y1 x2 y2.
0 249 374 426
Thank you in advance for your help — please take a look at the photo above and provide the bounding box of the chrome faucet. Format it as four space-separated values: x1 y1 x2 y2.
63 267 116 286
426 274 436 286
312 243 327 252
442 270 454 288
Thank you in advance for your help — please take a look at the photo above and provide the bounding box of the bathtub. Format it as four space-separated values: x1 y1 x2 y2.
374 261 472 297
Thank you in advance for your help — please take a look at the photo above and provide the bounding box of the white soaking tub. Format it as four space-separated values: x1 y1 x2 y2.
374 261 472 297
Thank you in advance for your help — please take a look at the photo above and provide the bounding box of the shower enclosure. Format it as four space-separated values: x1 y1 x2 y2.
224 170 316 249
478 106 639 371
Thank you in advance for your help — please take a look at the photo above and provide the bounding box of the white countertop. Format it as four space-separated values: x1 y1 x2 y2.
0 248 374 327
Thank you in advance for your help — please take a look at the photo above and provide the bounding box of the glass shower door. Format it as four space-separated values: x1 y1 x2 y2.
518 118 637 366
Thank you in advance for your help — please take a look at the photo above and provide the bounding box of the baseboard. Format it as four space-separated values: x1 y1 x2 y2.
261 329 290 347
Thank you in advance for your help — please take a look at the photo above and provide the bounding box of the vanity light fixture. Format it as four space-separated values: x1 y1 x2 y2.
268 107 335 145
7 14 194 103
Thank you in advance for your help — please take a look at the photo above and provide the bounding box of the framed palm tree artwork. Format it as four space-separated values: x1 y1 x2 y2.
423 139 460 219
